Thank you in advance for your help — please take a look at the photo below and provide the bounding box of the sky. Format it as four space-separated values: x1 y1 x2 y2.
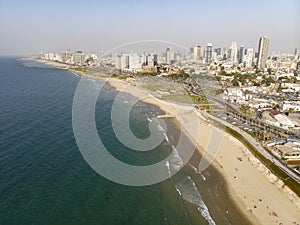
0 0 299 55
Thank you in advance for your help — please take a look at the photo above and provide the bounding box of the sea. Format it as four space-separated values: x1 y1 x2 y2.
0 57 251 225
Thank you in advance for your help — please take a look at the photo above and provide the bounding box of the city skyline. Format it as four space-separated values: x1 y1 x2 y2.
0 0 299 55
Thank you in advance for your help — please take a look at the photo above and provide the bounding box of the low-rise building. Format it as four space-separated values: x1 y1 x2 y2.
224 88 244 102
273 141 300 159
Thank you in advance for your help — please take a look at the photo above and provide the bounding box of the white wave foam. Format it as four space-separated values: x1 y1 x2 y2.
189 164 204 177
163 133 169 143
176 188 182 196
189 164 198 172
157 124 165 132
169 145 183 173
165 161 171 177
176 176 216 225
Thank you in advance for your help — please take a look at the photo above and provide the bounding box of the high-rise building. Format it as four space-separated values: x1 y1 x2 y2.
230 42 238 64
61 50 72 64
212 52 217 62
73 51 85 66
222 47 228 60
294 48 299 60
129 54 142 70
121 54 130 69
115 55 122 70
245 48 254 68
204 43 213 64
257 36 269 68
238 45 245 64
295 62 300 76
214 48 221 56
171 51 175 62
147 54 158 66
193 45 201 61
166 47 171 64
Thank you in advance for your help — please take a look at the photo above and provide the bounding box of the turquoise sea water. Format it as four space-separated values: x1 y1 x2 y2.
0 58 250 225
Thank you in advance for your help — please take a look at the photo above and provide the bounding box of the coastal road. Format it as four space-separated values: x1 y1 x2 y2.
190 84 297 138
200 110 300 184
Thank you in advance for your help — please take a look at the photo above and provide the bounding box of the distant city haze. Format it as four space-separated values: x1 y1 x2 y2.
0 0 299 55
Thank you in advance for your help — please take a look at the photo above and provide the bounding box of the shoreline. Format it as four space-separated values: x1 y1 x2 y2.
27 58 300 225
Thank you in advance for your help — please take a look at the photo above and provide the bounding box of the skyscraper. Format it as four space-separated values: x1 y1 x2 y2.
245 48 254 68
214 48 221 56
166 47 171 64
193 45 201 61
204 43 213 64
257 36 269 68
238 45 245 64
121 54 130 69
294 48 299 60
147 54 158 66
230 42 238 64
115 55 122 70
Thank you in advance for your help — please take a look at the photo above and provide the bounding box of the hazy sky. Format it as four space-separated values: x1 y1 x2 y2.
0 0 299 55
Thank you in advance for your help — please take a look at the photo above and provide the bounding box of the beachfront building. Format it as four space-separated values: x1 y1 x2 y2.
115 55 122 70
262 109 298 129
129 54 143 71
273 141 300 159
73 51 85 66
61 50 72 64
115 54 129 70
115 53 155 72
257 36 270 69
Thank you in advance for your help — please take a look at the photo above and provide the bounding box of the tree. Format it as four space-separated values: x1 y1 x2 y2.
267 68 272 75
232 78 239 87
288 108 294 114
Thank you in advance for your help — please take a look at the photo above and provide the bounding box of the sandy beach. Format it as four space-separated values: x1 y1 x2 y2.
24 59 300 224
106 77 300 225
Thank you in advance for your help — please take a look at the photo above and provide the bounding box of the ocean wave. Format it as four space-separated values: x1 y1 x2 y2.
169 145 183 173
157 123 165 132
163 133 169 143
176 188 182 196
165 161 171 177
176 176 216 225
188 164 206 179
